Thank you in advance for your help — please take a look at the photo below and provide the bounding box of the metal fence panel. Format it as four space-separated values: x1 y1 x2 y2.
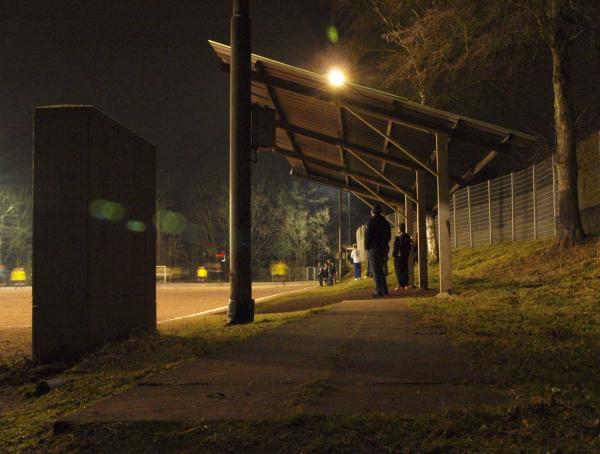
490 174 512 243
449 156 556 248
535 159 555 239
470 181 490 246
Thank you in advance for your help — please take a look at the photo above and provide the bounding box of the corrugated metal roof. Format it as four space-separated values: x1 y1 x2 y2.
209 40 537 209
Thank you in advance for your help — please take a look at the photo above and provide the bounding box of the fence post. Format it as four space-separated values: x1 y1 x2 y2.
467 186 473 247
452 192 457 248
551 155 557 237
511 172 515 242
488 179 492 244
532 163 537 240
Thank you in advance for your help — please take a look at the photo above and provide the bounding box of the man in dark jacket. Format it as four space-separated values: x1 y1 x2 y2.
393 222 412 290
364 205 391 297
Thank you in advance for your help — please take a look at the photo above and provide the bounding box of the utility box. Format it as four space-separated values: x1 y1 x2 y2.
251 104 276 149
32 105 156 363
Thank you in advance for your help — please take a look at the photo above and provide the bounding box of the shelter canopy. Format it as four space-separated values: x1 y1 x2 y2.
210 41 537 211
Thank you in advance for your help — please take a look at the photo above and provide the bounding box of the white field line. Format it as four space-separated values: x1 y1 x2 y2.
156 284 316 324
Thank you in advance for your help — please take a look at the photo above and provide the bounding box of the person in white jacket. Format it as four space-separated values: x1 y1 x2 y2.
351 244 362 280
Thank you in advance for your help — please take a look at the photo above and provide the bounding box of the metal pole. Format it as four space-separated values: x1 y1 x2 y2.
452 192 457 248
347 192 351 245
551 155 557 236
227 0 254 324
416 171 428 289
338 189 343 280
510 172 515 242
436 134 452 295
467 186 473 247
405 195 415 287
532 163 537 240
487 179 492 245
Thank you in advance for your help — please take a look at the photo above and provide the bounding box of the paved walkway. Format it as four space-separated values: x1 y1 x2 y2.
67 298 505 423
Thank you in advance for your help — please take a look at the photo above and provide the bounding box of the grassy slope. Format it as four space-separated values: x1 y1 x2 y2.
3 238 600 452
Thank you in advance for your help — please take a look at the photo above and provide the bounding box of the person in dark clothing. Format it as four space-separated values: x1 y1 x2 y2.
318 262 327 286
326 259 336 286
364 205 391 297
393 222 413 290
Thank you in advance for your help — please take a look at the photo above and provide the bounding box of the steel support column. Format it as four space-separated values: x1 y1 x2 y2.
436 134 452 295
416 171 428 289
405 194 415 287
338 189 343 280
227 0 254 324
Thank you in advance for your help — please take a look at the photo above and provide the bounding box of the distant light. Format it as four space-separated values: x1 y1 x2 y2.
327 68 346 88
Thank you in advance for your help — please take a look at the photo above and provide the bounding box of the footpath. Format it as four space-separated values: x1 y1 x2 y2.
65 298 504 423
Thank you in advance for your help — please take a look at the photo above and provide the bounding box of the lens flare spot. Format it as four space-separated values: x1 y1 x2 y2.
326 25 339 43
90 199 125 222
156 210 186 234
126 220 146 232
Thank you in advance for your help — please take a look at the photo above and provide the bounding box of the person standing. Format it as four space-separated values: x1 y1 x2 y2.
350 244 362 280
364 205 391 297
393 223 413 290
318 262 327 287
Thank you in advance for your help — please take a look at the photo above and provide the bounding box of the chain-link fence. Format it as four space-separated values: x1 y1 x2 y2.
449 156 556 248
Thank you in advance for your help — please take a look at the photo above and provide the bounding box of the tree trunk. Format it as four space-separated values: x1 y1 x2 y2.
426 212 439 263
550 29 585 248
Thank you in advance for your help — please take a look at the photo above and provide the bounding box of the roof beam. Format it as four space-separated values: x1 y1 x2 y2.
450 150 498 195
257 64 308 173
378 121 393 195
353 192 373 210
275 147 413 196
342 105 437 177
290 169 405 207
276 120 422 172
216 55 534 150
337 107 350 186
348 175 403 214
343 147 417 203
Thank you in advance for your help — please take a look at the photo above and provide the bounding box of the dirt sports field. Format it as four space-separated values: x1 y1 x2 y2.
0 282 314 361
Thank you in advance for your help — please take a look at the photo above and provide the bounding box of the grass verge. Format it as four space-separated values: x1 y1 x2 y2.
0 310 317 453
4 238 600 452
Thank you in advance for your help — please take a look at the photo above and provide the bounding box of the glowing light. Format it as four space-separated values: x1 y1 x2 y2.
126 220 146 232
90 199 125 222
327 68 346 88
326 25 339 43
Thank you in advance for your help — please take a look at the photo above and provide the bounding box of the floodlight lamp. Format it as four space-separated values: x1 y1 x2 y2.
327 68 346 88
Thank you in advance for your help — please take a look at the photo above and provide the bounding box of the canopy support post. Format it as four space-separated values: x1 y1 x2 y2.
436 134 452 296
405 194 415 287
416 171 428 289
344 147 417 202
338 189 344 280
342 105 438 177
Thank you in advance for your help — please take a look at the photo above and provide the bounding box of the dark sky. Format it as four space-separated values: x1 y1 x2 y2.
0 0 331 188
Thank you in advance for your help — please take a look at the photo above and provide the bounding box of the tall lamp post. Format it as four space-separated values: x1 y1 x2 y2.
228 0 254 324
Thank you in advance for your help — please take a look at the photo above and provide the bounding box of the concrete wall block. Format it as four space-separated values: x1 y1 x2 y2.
33 105 156 363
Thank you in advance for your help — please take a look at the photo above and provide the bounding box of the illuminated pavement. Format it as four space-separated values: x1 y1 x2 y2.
64 298 506 422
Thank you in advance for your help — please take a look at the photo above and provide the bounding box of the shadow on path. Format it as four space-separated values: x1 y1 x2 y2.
64 298 506 423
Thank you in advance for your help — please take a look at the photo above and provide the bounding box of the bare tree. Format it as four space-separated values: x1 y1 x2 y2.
332 0 600 248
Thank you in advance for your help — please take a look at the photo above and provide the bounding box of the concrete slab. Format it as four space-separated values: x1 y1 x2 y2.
65 298 506 423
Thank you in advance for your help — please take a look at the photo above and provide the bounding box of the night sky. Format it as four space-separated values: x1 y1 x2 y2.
1 0 331 190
